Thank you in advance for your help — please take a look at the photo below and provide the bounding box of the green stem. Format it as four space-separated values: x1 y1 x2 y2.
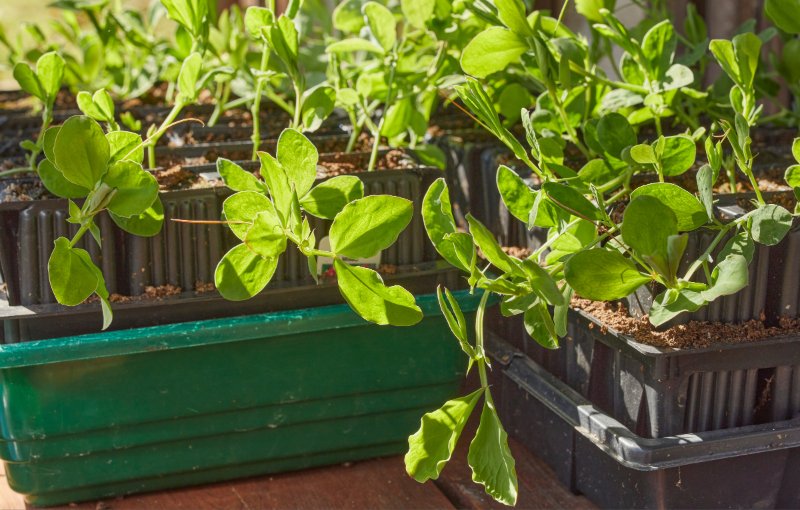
69 223 91 248
475 290 491 391
26 103 53 171
251 45 271 161
683 222 736 281
368 55 398 172
146 101 185 169
345 111 363 153
208 81 231 127
292 81 303 130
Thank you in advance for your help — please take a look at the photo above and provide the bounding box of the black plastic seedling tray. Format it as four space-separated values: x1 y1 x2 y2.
488 333 800 509
1 264 460 343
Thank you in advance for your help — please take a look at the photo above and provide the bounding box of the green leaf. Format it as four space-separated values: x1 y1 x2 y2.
732 33 762 89
42 126 59 162
630 183 707 231
110 199 165 237
629 144 657 165
596 112 636 159
622 195 677 271
363 1 396 52
36 51 65 101
223 191 274 240
701 254 749 302
382 97 413 138
496 165 535 223
468 401 518 506
524 301 559 349
334 259 423 326
162 0 207 37
749 204 793 246
53 116 110 189
467 214 518 274
300 175 364 220
793 139 800 164
709 39 739 84
405 388 484 482
330 196 413 259
661 64 694 91
103 161 159 218
414 144 447 170
541 182 602 221
520 259 564 305
766 0 800 34
259 152 293 220
641 20 676 78
437 287 474 357
215 243 278 301
495 0 532 37
461 27 528 78
38 159 90 199
333 0 366 33
423 179 473 272
301 85 336 132
649 288 706 327
218 158 266 193
564 249 651 301
107 131 144 164
13 63 44 101
401 0 435 29
48 237 99 306
660 135 696 176
244 6 273 39
576 0 615 22
177 52 203 103
244 210 288 258
696 164 715 221
326 37 385 54
277 128 318 198
786 165 800 190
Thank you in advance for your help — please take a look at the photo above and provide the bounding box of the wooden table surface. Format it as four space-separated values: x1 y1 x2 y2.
0 432 594 510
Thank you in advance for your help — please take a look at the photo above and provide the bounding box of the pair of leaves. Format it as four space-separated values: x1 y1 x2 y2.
406 390 518 506
162 0 208 40
709 33 762 90
629 135 696 177
13 51 65 104
77 89 116 126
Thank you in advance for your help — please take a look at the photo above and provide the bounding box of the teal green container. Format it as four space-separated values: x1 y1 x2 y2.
0 291 481 506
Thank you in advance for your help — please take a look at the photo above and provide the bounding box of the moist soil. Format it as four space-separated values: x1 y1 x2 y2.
572 297 800 350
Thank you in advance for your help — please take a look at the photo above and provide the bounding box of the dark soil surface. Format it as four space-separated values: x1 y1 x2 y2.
572 297 800 349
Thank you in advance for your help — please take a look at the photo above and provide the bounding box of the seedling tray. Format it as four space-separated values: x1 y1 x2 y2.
1 264 459 343
489 333 800 509
0 165 439 306
0 289 480 506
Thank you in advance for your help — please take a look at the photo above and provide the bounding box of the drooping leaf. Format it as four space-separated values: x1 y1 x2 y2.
334 259 423 326
468 401 518 506
524 301 559 349
405 388 484 482
496 165 535 223
467 214 519 275
541 182 602 221
110 199 165 237
423 179 473 272
748 204 793 246
48 237 99 306
177 52 203 103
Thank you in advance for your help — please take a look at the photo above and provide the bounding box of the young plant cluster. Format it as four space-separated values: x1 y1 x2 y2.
3 0 800 506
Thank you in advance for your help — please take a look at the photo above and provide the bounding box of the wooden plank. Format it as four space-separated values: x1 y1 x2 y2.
38 457 456 510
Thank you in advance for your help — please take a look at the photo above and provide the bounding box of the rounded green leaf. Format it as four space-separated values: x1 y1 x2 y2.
42 126 60 162
48 237 99 306
300 175 364 220
177 52 203 103
77 91 102 120
381 97 413 138
621 195 678 260
785 165 800 189
54 115 110 189
597 112 636 159
244 210 288 258
401 0 435 28
38 159 90 199
35 51 65 101
564 248 651 301
330 195 413 259
223 191 276 240
631 183 708 231
277 128 318 198
110 199 165 237
461 27 528 78
215 243 278 301
363 1 396 51
334 259 423 326
326 38 384 54
13 63 44 101
244 6 273 39
661 135 696 176
103 161 159 218
749 204 793 246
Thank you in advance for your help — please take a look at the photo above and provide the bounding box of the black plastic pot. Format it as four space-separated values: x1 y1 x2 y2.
488 333 800 509
1 265 460 343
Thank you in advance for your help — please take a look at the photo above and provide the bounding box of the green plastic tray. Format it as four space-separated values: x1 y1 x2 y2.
0 290 483 506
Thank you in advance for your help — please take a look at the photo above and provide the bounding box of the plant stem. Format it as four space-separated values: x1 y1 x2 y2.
251 45 271 161
292 81 303 130
26 103 53 171
475 290 491 392
682 221 736 281
368 55 398 172
146 101 185 169
208 81 231 127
